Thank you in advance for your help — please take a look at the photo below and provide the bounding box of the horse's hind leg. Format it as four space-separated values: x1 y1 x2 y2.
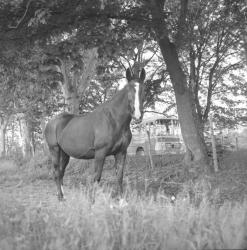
50 146 69 201
59 150 70 198
49 146 62 200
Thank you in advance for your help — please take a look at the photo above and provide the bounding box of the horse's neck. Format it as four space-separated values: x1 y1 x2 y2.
106 87 132 126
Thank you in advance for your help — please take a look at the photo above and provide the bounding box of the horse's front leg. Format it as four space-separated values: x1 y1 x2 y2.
93 151 106 183
114 151 127 195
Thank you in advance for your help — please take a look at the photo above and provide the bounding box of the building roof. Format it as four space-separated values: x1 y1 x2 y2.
141 114 178 124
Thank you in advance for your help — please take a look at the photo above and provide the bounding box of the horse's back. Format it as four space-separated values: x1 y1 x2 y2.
44 112 75 148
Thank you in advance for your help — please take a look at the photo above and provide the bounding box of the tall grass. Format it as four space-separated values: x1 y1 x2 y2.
0 185 247 250
1 153 247 250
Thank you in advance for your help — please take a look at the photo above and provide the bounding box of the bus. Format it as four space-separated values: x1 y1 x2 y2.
127 115 185 155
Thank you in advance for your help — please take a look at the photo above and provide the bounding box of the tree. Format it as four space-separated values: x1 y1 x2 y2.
0 57 17 157
212 71 247 128
0 0 245 171
0 43 62 158
147 0 210 168
222 0 247 62
41 44 98 114
181 0 246 134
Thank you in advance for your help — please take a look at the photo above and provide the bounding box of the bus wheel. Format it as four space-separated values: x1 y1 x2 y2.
136 147 145 156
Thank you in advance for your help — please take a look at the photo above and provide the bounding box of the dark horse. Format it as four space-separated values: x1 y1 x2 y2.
44 68 146 200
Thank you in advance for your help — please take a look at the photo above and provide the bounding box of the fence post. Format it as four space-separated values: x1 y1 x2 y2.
235 136 239 151
209 115 218 172
146 129 154 169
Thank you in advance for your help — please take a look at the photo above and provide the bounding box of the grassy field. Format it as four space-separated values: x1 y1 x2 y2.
0 151 247 250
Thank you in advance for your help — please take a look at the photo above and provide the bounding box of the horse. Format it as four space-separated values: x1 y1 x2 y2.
44 68 146 200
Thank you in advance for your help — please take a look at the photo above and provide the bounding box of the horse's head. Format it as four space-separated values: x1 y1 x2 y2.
126 68 146 122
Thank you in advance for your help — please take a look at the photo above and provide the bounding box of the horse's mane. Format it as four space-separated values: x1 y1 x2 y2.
57 84 131 117
99 84 129 108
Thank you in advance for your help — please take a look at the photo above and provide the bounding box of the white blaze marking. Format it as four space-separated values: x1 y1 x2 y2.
134 82 141 119
61 185 64 196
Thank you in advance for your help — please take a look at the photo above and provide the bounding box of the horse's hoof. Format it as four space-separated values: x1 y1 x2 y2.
57 196 66 202
119 198 128 208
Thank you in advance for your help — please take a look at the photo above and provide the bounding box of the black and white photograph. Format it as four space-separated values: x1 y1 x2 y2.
0 0 247 249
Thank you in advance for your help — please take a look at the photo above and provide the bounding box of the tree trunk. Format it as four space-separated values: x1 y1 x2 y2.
0 126 6 158
0 117 9 158
150 0 210 171
41 118 49 154
41 48 98 115
59 80 80 114
20 116 34 159
58 59 80 114
58 48 98 115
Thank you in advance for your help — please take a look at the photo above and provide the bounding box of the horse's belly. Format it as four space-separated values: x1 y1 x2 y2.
74 148 95 159
58 128 95 159
59 139 93 157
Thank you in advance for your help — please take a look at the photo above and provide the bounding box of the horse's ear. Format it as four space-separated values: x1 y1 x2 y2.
140 68 146 83
126 68 132 82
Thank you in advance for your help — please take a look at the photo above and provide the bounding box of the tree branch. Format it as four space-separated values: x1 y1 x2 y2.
8 0 32 29
176 0 189 47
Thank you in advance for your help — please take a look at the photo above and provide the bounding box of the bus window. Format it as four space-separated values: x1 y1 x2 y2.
165 121 170 134
128 116 184 155
156 119 172 135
